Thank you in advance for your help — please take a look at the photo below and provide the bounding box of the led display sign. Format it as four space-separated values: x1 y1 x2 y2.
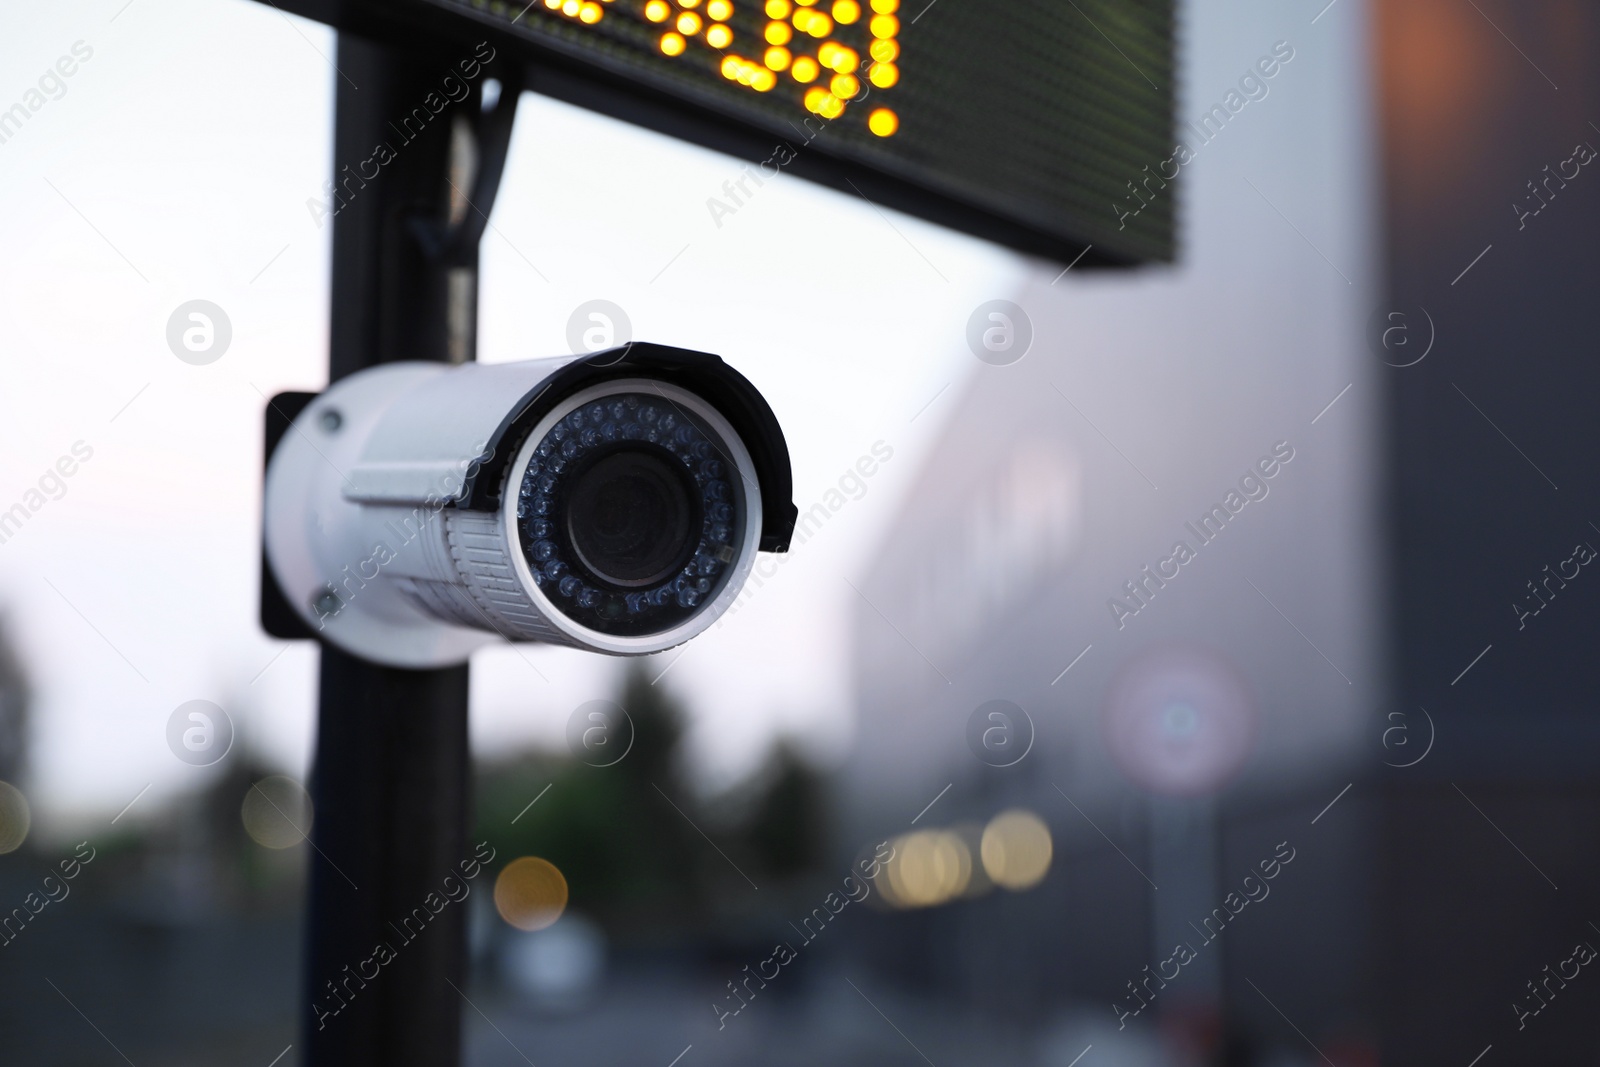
270 0 1175 263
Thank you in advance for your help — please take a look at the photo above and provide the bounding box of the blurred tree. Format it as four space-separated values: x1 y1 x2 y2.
201 747 307 909
475 662 703 942
475 665 831 944
738 740 826 882
0 614 29 786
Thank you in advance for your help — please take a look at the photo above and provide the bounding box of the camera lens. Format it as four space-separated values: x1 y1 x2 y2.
516 388 747 640
565 447 698 588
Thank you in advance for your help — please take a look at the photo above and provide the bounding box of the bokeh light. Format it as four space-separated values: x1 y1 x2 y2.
868 107 898 136
1103 647 1257 796
980 809 1053 890
885 829 971 907
0 781 30 854
240 775 313 850
495 856 571 931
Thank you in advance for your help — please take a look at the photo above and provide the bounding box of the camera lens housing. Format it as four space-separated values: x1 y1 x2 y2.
262 346 792 668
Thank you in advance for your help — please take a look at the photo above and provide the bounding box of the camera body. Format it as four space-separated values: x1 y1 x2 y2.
263 344 795 668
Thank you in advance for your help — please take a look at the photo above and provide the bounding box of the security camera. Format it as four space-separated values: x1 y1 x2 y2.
263 344 796 668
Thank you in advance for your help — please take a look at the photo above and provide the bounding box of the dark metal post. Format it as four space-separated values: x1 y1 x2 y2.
300 33 518 1066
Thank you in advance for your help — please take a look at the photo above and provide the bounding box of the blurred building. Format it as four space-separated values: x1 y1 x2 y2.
841 301 1381 1053
841 0 1383 1058
1372 1 1600 1064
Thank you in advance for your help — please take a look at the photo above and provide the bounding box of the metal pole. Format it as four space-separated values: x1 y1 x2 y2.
300 33 518 1066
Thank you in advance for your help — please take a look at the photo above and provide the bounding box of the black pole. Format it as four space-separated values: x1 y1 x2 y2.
304 655 469 1064
300 33 518 1066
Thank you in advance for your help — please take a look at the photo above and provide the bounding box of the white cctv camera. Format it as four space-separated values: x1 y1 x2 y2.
263 344 795 668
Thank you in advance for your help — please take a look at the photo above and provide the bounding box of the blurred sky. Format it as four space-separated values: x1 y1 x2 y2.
0 0 1029 826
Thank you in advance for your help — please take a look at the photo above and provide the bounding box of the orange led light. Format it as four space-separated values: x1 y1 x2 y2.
719 54 776 90
801 88 841 116
562 0 581 14
543 0 561 7
636 0 897 115
579 1 603 21
793 8 831 35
